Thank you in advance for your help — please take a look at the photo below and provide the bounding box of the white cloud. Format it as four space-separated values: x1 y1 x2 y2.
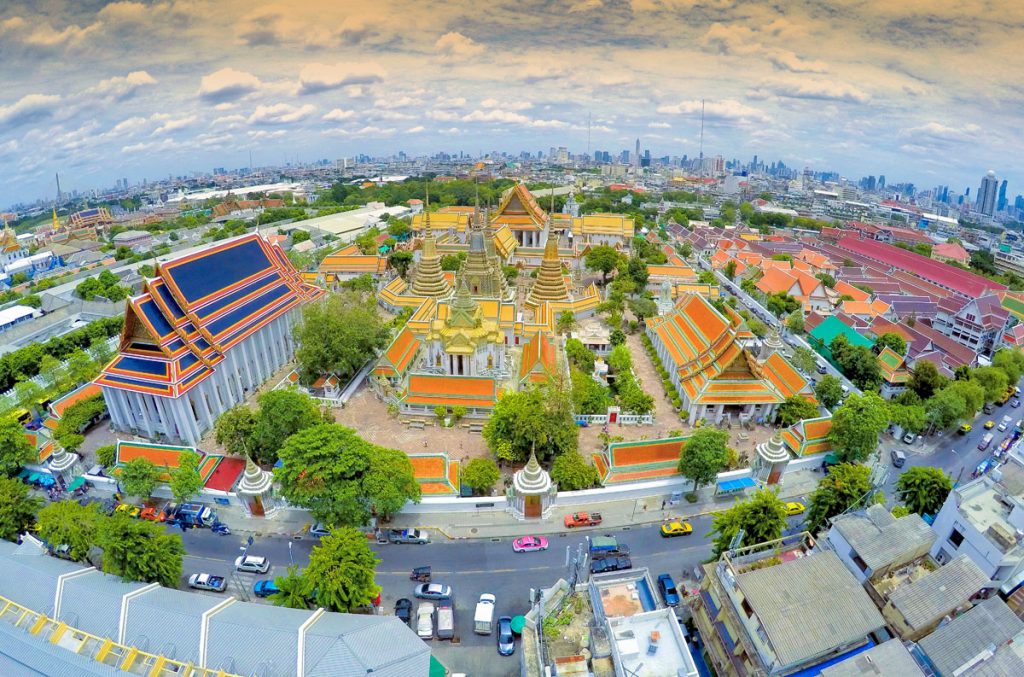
212 114 247 129
373 95 423 110
434 31 484 58
434 96 466 109
426 110 460 121
109 116 148 135
463 109 531 124
481 98 532 111
151 115 198 135
326 125 397 137
899 121 980 143
198 68 262 103
89 71 157 100
297 62 384 95
656 99 771 124
769 51 828 74
407 125 425 133
0 15 100 49
248 103 316 125
323 108 356 121
648 121 671 129
247 130 286 140
0 94 61 129
764 79 870 103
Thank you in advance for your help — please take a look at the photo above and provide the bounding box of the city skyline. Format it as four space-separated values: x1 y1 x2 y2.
1 0 1022 206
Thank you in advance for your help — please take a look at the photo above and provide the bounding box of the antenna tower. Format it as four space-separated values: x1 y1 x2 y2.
698 99 705 177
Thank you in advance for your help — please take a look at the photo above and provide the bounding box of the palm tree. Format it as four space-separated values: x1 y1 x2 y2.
270 566 313 609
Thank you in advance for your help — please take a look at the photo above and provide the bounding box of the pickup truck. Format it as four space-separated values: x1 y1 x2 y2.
388 528 431 544
564 512 602 528
589 535 629 555
188 573 227 592
590 554 633 574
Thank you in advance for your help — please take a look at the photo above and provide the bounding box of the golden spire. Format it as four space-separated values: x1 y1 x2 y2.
52 207 60 232
410 177 449 298
527 223 569 306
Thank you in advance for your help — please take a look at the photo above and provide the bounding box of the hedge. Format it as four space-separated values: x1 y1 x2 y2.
0 317 123 393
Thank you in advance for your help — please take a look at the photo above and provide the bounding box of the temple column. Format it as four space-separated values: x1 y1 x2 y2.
132 392 155 438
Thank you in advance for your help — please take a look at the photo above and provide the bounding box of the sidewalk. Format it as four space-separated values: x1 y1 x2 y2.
387 469 822 540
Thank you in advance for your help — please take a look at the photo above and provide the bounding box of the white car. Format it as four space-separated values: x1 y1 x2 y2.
234 555 270 574
416 602 435 639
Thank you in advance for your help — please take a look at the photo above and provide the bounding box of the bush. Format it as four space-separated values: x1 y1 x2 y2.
451 406 467 423
95 445 116 467
685 492 698 503
433 406 447 421
551 451 601 490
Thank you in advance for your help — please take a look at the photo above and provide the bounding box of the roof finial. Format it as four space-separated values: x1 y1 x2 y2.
424 178 431 235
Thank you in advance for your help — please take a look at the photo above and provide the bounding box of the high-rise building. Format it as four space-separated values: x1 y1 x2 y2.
998 179 1008 211
634 138 641 172
878 175 886 189
977 170 999 216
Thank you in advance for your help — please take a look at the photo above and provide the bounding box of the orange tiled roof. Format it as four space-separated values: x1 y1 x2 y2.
834 280 870 302
405 375 496 408
382 327 421 376
520 332 556 382
49 382 102 419
761 352 811 399
756 268 797 295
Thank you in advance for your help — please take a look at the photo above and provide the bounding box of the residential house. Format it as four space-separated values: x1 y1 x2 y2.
932 293 1010 357
931 241 970 266
879 554 989 641
819 639 925 677
826 505 936 585
917 597 1024 677
755 267 831 313
876 347 911 399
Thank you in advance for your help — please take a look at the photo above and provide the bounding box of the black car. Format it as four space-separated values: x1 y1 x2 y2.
590 555 633 574
394 598 413 626
497 615 515 656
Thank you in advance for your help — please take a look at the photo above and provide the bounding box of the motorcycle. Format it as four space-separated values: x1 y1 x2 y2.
211 522 231 535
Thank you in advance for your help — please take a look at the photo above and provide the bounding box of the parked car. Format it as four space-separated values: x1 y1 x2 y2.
564 511 602 527
474 594 496 635
784 502 805 516
497 616 516 656
999 416 1013 432
414 583 452 600
253 580 280 598
394 598 413 626
890 449 907 468
1012 398 1021 409
816 363 827 374
188 573 227 592
309 523 331 538
984 420 996 429
388 528 430 544
115 504 140 518
660 521 693 537
959 423 972 434
590 555 632 574
416 603 435 639
139 504 169 521
657 573 680 607
234 555 270 574
436 604 454 640
901 432 915 444
984 403 995 415
512 535 549 552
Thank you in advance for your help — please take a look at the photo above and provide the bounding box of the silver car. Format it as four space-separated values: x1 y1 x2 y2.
234 555 270 574
416 602 434 639
414 583 452 600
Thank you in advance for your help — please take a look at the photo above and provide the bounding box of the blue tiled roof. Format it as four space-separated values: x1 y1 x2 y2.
138 297 175 339
163 238 272 305
152 280 185 320
195 275 280 319
111 355 169 377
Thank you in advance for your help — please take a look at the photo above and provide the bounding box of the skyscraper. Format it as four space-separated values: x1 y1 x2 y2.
634 138 641 173
977 170 999 216
998 179 1008 211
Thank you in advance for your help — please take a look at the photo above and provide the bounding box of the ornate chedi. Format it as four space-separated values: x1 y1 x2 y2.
752 431 791 485
760 326 785 359
461 225 503 298
425 276 506 376
236 455 277 517
410 197 450 299
527 223 569 307
508 449 556 519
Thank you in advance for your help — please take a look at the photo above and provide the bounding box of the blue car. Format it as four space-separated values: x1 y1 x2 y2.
497 616 515 656
253 580 280 598
657 573 680 607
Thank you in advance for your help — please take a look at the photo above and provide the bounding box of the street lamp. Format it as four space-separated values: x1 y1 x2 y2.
288 540 294 566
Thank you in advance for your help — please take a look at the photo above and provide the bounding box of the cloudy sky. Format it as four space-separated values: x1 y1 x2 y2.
2 0 1022 208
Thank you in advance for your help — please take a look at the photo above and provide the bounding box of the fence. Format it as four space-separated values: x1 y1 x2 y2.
573 413 654 426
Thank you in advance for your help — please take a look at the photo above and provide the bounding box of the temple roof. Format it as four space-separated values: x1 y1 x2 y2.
492 183 547 230
403 374 497 409
519 332 556 384
96 234 323 397
781 416 833 456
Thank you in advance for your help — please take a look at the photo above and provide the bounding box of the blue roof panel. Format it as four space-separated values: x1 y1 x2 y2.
163 238 272 305
717 477 756 492
138 298 174 339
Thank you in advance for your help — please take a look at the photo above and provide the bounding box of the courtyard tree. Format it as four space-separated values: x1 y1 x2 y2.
387 250 414 279
709 489 788 558
550 451 601 490
789 346 817 374
678 428 729 491
0 476 42 541
557 310 577 334
361 445 421 520
628 297 658 323
214 405 257 458
896 467 953 517
565 338 596 373
805 463 873 533
95 444 117 468
482 382 578 462
570 368 612 415
97 515 185 588
776 395 819 427
461 458 500 495
584 245 622 285
970 366 1009 402
814 375 843 410
723 260 737 280
293 291 390 385
251 389 328 464
119 457 160 500
615 374 654 415
765 292 800 317
0 417 36 477
907 360 945 400
873 332 907 356
829 392 889 463
35 500 102 562
168 450 204 503
305 528 381 613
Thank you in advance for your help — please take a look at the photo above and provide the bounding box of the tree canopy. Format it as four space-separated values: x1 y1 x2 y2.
776 396 819 427
896 467 952 517
584 245 623 284
805 463 873 533
294 292 389 386
36 500 102 562
677 428 728 491
169 450 204 503
908 360 945 400
551 450 601 490
829 392 889 463
97 514 185 588
970 366 1009 402
709 489 788 558
482 382 578 462
814 375 844 410
216 389 330 465
0 417 36 477
874 332 907 356
0 476 41 542
829 335 881 390
461 458 500 495
119 457 160 500
304 528 381 612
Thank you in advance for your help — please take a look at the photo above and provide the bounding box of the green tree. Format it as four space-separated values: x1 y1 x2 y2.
874 332 907 356
814 375 844 410
697 270 716 285
889 402 926 434
0 417 36 477
305 528 381 612
805 463 873 533
946 379 986 416
908 360 946 400
896 467 953 516
971 366 1009 402
0 476 41 541
829 392 889 462
251 390 326 465
993 348 1024 385
785 311 805 334
275 424 419 527
564 338 596 373
616 374 654 414
14 380 44 417
607 344 632 374
925 388 968 429
709 489 788 557
95 444 117 467
723 260 737 280
610 328 626 346
67 349 99 385
765 292 800 316
557 310 577 334
271 565 314 609
626 255 649 289
584 245 623 285
551 450 601 490
815 273 837 288
294 292 389 385
461 458 500 495
36 500 101 561
97 514 185 587
388 250 414 278
628 297 658 322
747 318 768 337
776 396 819 427
214 405 258 458
679 241 693 259
168 450 204 503
482 382 578 462
39 354 66 392
790 346 817 374
119 457 160 500
570 368 612 414
677 428 728 491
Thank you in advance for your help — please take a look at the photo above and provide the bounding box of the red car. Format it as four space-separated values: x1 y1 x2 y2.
512 536 549 553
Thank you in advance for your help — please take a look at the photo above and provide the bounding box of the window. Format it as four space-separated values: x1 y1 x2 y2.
741 599 754 618
852 555 869 573
949 528 965 548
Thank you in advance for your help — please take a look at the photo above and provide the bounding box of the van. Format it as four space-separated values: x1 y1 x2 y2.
999 415 1013 432
436 604 454 640
474 594 495 635
890 449 906 468
979 433 994 451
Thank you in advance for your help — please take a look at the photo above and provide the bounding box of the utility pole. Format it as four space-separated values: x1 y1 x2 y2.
698 98 705 178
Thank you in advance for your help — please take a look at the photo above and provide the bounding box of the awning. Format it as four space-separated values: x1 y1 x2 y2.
717 477 756 493
67 477 85 491
429 655 446 677
510 615 526 634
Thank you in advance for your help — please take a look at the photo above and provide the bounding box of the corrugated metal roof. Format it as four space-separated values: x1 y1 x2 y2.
819 639 924 677
206 603 312 675
888 555 989 631
0 620 121 676
919 597 1024 676
0 548 81 616
734 551 885 667
59 571 149 639
304 614 429 676
831 506 936 572
123 586 224 662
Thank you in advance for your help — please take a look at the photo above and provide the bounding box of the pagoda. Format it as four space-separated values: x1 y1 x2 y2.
409 194 450 299
526 222 569 308
425 275 505 376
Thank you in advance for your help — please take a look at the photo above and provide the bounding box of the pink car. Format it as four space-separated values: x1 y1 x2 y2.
513 536 549 553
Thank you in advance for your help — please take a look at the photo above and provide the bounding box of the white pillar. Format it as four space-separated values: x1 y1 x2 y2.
132 391 155 438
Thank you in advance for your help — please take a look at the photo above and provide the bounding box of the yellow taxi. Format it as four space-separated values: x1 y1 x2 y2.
660 521 694 537
784 502 806 516
958 423 972 434
114 504 141 518
984 420 996 429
